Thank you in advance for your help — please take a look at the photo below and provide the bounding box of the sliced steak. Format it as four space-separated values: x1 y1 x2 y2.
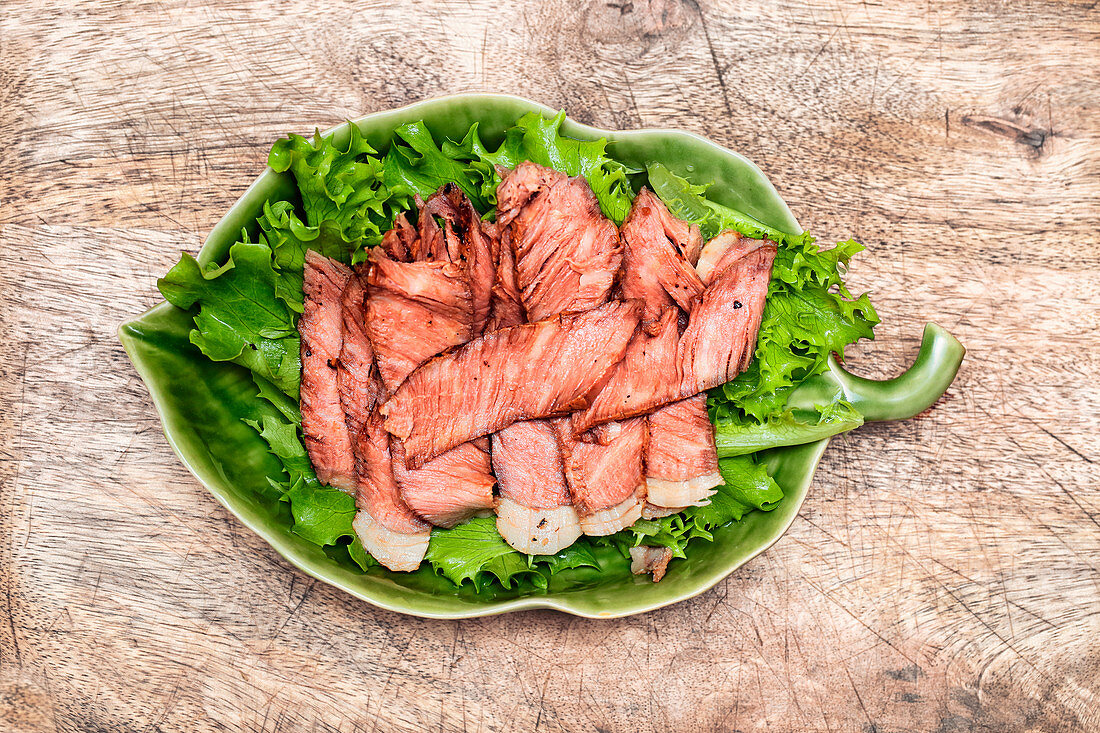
573 244 776 432
572 307 682 433
492 420 582 554
382 299 643 465
335 272 379 442
629 546 674 583
421 183 497 334
486 227 526 332
300 250 356 492
555 417 646 535
620 188 705 324
678 243 776 390
645 395 722 508
492 421 572 509
369 189 508 528
695 230 773 285
488 177 607 545
496 162 622 322
352 412 431 572
390 438 496 529
380 212 417 262
365 249 474 396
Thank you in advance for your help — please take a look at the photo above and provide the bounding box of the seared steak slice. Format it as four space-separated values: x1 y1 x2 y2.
573 244 776 432
629 546 674 583
695 230 773 285
492 420 572 509
620 188 705 323
352 412 431 572
678 243 776 389
492 420 583 554
617 193 723 509
555 417 646 535
300 250 356 492
335 272 379 441
645 395 722 508
496 162 622 322
391 438 496 529
486 227 526 332
413 194 448 262
572 307 682 433
365 249 474 396
421 183 497 334
382 300 643 465
380 212 417 263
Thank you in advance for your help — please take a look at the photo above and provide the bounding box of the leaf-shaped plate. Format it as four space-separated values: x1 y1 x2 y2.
119 94 963 618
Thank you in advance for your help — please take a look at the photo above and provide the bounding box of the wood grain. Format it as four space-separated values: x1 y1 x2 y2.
2 0 1099 730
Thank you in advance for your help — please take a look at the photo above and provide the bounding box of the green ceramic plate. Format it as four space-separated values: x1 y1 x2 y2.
119 94 964 619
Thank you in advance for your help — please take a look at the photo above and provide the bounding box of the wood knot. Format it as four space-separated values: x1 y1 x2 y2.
960 114 1051 156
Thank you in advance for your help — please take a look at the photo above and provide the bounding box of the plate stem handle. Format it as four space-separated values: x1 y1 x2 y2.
828 323 965 422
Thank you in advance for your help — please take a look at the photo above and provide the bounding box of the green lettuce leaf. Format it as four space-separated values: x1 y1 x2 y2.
382 121 487 210
253 200 361 309
268 125 413 260
712 396 864 457
607 515 693 558
425 517 540 590
539 543 601 575
424 517 601 591
158 240 300 396
251 373 302 425
442 122 522 207
690 455 784 527
447 111 638 223
283 479 357 547
348 537 378 571
240 391 361 548
596 455 784 559
244 415 315 488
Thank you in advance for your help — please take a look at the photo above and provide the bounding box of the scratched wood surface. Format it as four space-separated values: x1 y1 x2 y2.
2 1 1099 730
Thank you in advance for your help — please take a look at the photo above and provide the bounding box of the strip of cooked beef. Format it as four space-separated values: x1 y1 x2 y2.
487 216 587 551
412 193 448 262
492 421 571 508
496 170 642 537
365 249 474 396
382 299 643 466
352 412 431 572
486 226 526 332
325 268 429 570
617 192 724 508
492 420 582 553
572 307 681 433
496 162 622 322
620 188 705 323
336 272 379 441
555 417 646 535
695 230 772 285
368 185 505 397
645 394 722 508
390 438 496 528
369 189 505 528
422 183 496 334
300 250 357 492
629 545 674 583
678 243 776 388
572 244 776 433
380 212 417 263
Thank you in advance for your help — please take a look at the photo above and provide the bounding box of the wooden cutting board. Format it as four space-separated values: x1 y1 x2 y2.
2 1 1098 730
